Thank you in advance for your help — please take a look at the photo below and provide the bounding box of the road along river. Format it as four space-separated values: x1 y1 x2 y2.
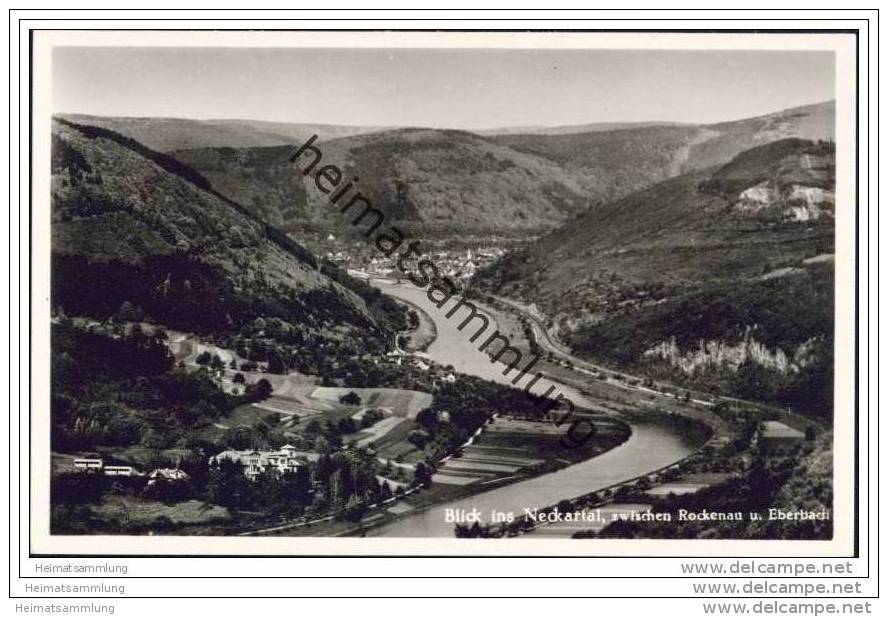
367 279 707 538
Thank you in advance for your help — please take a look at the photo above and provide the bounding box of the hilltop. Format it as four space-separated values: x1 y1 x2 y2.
478 120 692 136
174 128 597 235
169 100 833 238
492 100 834 194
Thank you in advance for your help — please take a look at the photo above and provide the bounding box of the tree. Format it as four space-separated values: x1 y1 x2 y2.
206 459 252 509
360 408 385 428
209 354 225 371
379 480 393 501
232 372 246 384
141 429 169 449
339 391 361 406
415 408 437 429
195 351 212 366
304 418 322 437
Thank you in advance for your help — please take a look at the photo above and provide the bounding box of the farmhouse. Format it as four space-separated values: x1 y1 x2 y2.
759 421 805 450
210 444 303 480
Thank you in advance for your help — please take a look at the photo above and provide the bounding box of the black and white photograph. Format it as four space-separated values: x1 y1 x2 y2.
28 29 859 556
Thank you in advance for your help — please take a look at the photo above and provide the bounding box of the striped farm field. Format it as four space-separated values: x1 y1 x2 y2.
462 444 533 456
645 484 707 496
431 473 484 486
484 418 566 435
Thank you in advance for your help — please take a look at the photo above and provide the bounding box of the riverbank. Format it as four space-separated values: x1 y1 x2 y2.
482 292 825 433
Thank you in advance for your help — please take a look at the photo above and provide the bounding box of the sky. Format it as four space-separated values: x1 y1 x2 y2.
52 47 835 130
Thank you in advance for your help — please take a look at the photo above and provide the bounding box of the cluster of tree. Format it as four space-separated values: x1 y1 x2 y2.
317 261 409 334
302 417 358 449
52 445 398 532
53 253 254 334
698 138 835 198
222 318 392 380
51 253 389 352
205 458 313 513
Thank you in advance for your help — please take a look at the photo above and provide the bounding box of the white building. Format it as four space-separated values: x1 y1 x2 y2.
210 444 303 480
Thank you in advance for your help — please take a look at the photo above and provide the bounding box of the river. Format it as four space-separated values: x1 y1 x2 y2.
367 279 706 537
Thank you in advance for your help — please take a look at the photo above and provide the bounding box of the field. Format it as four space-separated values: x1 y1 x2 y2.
303 387 435 462
216 404 278 428
366 417 425 464
644 472 736 497
396 297 438 352
90 496 231 527
153 333 439 464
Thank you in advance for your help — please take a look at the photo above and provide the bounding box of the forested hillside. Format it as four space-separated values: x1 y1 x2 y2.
51 118 405 343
